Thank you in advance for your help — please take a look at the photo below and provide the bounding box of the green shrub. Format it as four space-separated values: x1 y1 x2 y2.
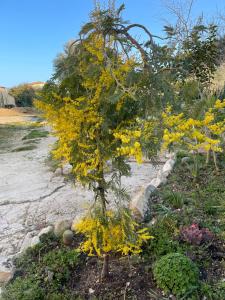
143 217 182 259
42 248 80 285
2 277 44 300
163 190 184 209
4 248 81 299
153 253 199 297
7 233 81 298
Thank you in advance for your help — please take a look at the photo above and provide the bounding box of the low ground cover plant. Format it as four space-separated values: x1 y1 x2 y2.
2 233 84 300
153 252 199 297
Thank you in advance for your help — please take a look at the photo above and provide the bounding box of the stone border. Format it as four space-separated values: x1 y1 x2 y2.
130 153 176 219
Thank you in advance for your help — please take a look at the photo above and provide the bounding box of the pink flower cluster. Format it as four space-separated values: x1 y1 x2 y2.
180 223 214 245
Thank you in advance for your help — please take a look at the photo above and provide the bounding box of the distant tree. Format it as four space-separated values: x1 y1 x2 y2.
9 84 36 107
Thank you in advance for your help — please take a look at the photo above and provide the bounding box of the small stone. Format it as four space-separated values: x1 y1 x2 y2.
63 230 74 245
148 217 156 226
54 167 62 176
181 156 190 164
62 164 72 175
89 288 95 294
38 226 53 237
54 220 72 237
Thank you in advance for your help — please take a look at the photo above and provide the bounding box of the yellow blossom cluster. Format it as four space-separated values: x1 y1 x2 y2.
84 34 105 62
73 210 153 257
113 129 143 163
35 34 144 184
162 100 225 154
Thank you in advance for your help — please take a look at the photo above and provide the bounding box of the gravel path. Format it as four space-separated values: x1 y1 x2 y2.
0 131 161 265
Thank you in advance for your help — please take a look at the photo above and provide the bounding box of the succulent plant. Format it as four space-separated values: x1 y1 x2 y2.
180 223 214 245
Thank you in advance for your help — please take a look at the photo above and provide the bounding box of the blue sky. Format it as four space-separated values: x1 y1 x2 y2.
0 0 225 87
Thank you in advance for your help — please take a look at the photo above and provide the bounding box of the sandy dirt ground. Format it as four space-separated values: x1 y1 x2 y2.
0 112 162 269
0 108 37 124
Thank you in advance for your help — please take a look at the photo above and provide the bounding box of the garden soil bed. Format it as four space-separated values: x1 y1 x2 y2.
70 256 155 299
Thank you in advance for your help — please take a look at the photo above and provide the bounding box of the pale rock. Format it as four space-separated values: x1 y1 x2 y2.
165 152 176 159
20 232 40 252
50 176 64 184
162 158 175 174
54 220 72 237
181 156 190 164
130 185 156 219
20 232 33 252
150 177 164 188
148 217 156 225
30 236 40 247
38 226 53 237
89 288 95 294
62 164 72 175
54 167 63 176
130 188 146 219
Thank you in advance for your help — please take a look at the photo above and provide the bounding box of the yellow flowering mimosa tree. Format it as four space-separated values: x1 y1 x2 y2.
35 32 154 278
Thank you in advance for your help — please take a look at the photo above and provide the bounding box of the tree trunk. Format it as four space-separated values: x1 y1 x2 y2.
97 164 109 279
206 150 210 164
101 254 109 279
213 151 219 172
